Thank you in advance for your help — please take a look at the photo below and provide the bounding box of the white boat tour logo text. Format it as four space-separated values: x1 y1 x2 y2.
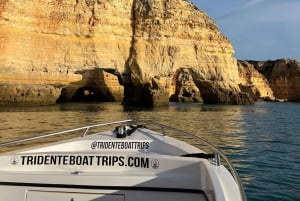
90 140 151 150
10 154 159 169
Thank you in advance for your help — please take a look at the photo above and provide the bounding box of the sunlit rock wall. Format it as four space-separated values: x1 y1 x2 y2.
0 0 252 106
246 59 300 102
238 60 274 101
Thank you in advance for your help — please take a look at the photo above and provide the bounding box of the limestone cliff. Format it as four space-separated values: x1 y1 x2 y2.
0 0 252 106
238 60 274 101
245 59 300 102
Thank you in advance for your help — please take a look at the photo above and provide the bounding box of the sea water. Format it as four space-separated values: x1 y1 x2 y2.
0 102 299 201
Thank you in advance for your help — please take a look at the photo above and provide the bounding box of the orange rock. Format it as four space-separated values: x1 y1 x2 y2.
0 0 251 106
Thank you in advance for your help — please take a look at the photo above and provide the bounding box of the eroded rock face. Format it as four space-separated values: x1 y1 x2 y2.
0 0 252 106
58 68 124 102
246 59 300 102
238 60 274 101
0 83 61 106
0 0 132 105
169 68 202 103
126 0 248 105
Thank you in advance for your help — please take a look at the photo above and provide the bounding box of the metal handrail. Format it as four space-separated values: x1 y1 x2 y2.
143 120 247 201
0 119 133 147
0 118 247 201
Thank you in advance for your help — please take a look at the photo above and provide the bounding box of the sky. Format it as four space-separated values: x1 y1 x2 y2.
190 0 300 61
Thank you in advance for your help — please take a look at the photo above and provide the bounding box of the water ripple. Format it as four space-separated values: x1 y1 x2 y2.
0 102 299 201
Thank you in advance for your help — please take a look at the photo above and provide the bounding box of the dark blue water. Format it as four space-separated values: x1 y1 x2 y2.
0 102 299 201
235 103 300 201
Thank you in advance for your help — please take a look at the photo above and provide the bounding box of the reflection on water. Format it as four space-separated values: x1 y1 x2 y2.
0 102 299 201
0 102 249 185
0 102 247 162
0 103 246 140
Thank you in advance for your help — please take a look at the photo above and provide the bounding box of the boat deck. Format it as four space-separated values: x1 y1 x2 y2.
0 119 247 201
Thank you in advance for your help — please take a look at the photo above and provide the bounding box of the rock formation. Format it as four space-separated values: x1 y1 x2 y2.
0 0 253 106
238 60 274 101
169 68 202 103
242 59 300 102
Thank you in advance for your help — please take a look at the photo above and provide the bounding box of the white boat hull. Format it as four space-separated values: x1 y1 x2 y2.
0 120 246 201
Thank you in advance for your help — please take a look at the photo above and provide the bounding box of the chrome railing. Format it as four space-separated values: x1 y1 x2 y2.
141 119 247 201
0 119 133 147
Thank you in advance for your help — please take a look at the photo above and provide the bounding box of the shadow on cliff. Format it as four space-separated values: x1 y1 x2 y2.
57 68 124 103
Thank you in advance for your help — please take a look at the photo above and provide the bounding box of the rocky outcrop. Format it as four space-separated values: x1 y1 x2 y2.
0 0 131 105
125 0 252 105
0 0 253 106
244 59 300 102
238 60 274 101
169 68 202 103
0 83 61 106
59 68 124 102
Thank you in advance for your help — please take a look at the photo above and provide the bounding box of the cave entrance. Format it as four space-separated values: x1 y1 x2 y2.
71 86 104 102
